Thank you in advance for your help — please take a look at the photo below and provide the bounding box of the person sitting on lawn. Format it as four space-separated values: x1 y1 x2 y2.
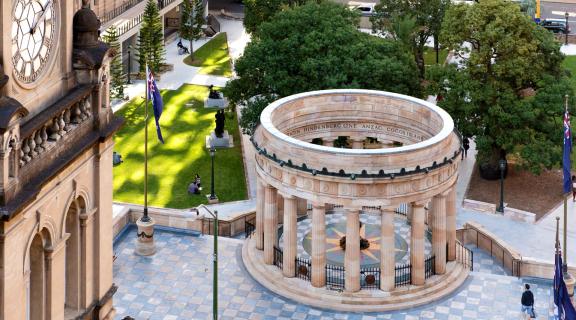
188 180 201 195
194 174 201 188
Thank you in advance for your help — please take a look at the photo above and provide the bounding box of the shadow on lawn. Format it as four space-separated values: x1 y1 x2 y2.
113 84 247 209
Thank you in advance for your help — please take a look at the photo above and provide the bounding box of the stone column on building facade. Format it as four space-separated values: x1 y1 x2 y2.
311 203 326 288
411 202 426 285
345 208 361 292
282 194 297 278
432 193 447 275
380 208 396 291
256 179 265 250
446 186 457 261
45 240 66 320
264 185 278 265
407 203 413 223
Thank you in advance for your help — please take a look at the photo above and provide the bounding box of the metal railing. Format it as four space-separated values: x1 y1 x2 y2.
245 219 255 239
273 246 283 269
360 266 380 290
425 255 436 279
394 262 411 287
295 256 311 281
455 241 474 271
112 0 180 37
325 264 345 291
100 0 143 24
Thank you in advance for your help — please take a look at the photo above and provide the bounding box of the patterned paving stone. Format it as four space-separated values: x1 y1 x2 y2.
113 227 554 319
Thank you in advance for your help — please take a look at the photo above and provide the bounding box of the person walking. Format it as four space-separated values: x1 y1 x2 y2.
521 284 536 318
462 137 470 160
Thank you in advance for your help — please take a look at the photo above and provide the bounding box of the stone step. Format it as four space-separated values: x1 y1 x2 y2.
242 237 471 312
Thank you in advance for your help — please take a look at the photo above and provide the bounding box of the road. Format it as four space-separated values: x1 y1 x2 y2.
541 1 576 34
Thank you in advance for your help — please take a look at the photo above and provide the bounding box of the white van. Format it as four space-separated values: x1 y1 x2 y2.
348 2 376 16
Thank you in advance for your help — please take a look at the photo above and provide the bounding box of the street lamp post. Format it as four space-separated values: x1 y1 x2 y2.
566 12 570 46
127 45 132 84
199 205 218 320
209 146 216 200
497 159 506 213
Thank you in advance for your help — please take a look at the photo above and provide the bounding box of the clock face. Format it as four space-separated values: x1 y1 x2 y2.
11 0 57 84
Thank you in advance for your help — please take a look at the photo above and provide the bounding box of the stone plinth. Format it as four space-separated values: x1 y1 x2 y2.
206 131 233 148
206 195 219 204
204 97 226 109
135 218 156 256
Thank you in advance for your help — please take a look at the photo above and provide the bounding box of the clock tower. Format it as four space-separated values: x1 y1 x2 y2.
0 0 121 319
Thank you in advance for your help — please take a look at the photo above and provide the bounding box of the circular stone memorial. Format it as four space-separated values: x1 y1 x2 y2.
242 89 469 312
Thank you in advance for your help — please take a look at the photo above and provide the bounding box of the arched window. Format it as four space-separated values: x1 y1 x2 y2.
65 199 82 311
28 233 47 320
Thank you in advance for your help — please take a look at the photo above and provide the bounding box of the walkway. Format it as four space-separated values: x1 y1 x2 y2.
112 16 249 113
113 227 555 320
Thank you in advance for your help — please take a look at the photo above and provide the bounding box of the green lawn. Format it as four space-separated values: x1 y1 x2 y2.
563 55 576 90
183 33 233 77
113 84 247 208
424 47 449 66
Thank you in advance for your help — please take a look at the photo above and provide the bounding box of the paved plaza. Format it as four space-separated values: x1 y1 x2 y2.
113 227 555 319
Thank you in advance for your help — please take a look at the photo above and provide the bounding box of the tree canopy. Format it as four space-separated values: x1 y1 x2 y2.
371 0 450 77
226 1 421 134
102 25 125 99
180 0 205 59
243 0 306 35
137 0 165 73
426 0 571 175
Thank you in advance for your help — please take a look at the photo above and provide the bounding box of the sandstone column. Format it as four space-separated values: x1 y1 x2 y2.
351 138 364 149
255 179 265 250
446 186 457 261
297 198 308 217
264 185 278 265
311 203 326 287
411 202 426 285
406 203 413 223
380 208 395 291
432 193 447 274
282 194 297 277
345 208 360 292
322 138 335 147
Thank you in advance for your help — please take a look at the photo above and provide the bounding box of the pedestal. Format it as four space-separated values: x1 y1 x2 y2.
206 195 219 204
204 97 226 109
135 218 156 256
566 273 575 302
206 131 234 148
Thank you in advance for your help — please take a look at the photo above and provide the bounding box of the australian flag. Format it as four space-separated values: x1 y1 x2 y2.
146 65 164 144
563 106 572 194
554 248 576 319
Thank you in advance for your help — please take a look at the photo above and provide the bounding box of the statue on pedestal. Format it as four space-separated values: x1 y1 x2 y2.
208 85 221 99
215 109 225 138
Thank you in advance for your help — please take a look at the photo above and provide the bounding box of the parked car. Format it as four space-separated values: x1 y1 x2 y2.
539 19 570 34
348 2 376 16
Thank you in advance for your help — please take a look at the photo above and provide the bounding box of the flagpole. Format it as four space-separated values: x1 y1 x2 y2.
565 95 569 273
143 63 150 223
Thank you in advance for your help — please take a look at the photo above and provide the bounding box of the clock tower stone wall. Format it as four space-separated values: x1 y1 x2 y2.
0 1 121 319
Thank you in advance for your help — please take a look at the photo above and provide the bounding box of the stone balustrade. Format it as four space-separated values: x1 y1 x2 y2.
20 96 92 168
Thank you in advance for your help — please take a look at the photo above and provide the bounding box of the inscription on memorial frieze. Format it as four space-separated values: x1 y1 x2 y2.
286 122 425 141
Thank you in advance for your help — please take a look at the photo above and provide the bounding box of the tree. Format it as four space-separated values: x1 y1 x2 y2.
102 25 125 100
371 0 450 77
243 0 307 35
180 0 204 60
138 0 165 73
426 0 571 177
225 2 421 134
